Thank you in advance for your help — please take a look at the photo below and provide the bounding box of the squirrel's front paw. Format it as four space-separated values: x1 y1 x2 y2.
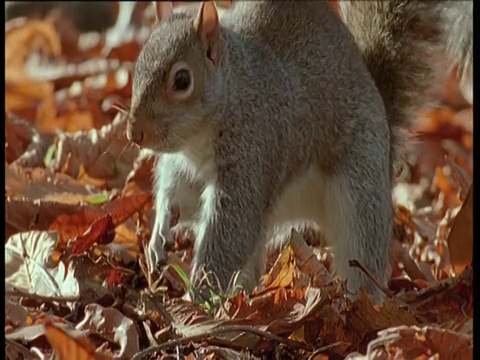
171 221 196 244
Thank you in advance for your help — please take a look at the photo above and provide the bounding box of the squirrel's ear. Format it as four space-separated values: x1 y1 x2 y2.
194 1 220 65
153 1 173 25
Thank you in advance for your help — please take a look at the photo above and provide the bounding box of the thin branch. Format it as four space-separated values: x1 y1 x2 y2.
308 341 347 359
6 289 78 303
132 324 313 360
348 259 393 298
348 260 431 323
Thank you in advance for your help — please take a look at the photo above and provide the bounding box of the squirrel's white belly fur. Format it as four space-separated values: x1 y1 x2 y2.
152 151 336 259
266 165 326 246
151 151 361 293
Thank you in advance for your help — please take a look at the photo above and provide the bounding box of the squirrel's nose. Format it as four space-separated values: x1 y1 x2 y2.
126 121 144 146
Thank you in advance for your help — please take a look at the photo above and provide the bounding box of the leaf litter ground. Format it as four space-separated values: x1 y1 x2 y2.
4 3 473 360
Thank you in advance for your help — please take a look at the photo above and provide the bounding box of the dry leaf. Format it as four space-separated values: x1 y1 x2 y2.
49 191 152 244
5 19 61 82
6 192 151 245
6 163 112 204
290 229 331 285
72 214 116 255
5 231 80 299
262 243 296 289
76 304 140 359
346 288 419 339
361 325 473 360
45 321 113 360
446 184 473 275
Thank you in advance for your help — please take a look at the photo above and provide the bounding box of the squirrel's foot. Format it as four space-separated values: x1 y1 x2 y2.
171 221 196 244
146 221 195 273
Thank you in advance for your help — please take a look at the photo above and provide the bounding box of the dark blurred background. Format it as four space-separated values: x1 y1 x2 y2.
6 2 163 33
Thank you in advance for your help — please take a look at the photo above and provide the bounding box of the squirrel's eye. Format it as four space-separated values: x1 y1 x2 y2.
168 62 194 100
172 69 191 92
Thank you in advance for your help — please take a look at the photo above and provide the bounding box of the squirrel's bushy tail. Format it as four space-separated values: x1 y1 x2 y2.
338 0 472 169
442 1 473 103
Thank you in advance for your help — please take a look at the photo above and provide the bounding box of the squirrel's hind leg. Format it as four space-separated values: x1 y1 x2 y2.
191 171 269 299
320 162 392 304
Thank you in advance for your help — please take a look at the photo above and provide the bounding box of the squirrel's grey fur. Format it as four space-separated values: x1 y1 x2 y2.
128 1 472 303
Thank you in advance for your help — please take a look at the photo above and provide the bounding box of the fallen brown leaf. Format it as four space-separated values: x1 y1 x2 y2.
76 304 140 359
72 214 116 255
6 163 112 204
446 184 473 275
45 321 113 360
362 325 472 360
6 192 151 245
5 19 61 82
49 191 152 245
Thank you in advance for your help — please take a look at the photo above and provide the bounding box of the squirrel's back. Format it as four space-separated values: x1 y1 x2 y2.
220 1 389 168
339 0 448 171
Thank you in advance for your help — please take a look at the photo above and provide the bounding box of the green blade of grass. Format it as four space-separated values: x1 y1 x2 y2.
171 263 196 295
43 145 56 167
87 193 110 205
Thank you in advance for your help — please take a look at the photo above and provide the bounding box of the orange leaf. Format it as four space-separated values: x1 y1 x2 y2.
49 191 152 245
447 184 473 275
44 321 113 360
72 213 116 255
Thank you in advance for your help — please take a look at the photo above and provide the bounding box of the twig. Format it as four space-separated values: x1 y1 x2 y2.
6 289 78 303
348 259 393 298
131 324 313 360
143 293 176 328
308 341 347 359
142 293 179 342
348 260 431 323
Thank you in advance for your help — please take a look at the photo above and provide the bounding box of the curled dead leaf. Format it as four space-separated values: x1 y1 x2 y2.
76 304 139 359
445 156 471 201
290 229 331 285
262 242 296 289
71 214 116 255
6 80 56 125
346 288 418 342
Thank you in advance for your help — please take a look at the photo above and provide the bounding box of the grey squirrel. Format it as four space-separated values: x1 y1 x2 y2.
126 1 472 303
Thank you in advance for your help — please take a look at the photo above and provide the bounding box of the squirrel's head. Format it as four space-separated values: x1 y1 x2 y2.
128 1 225 153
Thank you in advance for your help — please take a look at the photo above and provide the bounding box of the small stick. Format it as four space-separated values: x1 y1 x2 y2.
131 324 313 360
6 290 78 303
348 259 393 298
